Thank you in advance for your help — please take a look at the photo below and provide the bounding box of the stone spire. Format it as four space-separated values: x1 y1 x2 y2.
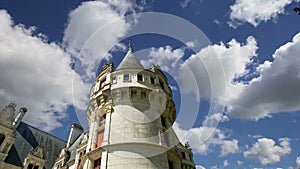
116 41 144 70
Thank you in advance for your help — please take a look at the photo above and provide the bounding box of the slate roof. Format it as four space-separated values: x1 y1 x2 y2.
116 46 144 70
4 122 66 169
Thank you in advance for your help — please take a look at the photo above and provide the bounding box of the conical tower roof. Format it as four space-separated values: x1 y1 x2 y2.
116 42 144 70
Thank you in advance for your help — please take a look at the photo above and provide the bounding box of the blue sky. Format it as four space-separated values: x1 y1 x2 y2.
1 0 300 168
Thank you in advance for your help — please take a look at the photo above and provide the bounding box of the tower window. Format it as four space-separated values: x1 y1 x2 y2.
123 74 130 81
182 152 186 159
112 75 117 84
94 158 101 169
100 78 106 88
137 74 143 82
150 77 155 84
168 160 174 169
159 80 164 89
141 91 147 99
131 89 137 99
0 134 5 146
161 117 166 128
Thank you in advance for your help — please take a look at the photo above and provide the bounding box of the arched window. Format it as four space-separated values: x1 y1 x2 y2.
0 133 5 146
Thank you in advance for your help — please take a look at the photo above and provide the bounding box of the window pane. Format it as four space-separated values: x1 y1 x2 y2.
124 74 129 81
137 74 143 81
0 134 5 146
112 75 117 83
150 77 155 84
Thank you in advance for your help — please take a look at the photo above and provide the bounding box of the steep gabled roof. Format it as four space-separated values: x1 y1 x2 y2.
5 122 66 169
116 43 144 70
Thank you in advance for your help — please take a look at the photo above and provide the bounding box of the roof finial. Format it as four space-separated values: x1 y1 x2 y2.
128 39 132 52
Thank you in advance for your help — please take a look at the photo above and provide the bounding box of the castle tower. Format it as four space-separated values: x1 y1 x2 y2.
76 43 195 169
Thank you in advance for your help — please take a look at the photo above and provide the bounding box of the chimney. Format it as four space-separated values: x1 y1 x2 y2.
66 123 83 147
13 107 27 127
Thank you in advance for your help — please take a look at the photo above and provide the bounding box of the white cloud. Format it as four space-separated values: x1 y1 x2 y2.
229 0 297 27
63 1 134 80
0 10 89 132
180 0 203 8
173 122 238 156
229 32 300 120
220 139 239 157
296 156 300 169
144 29 300 123
223 160 230 167
244 137 291 165
180 36 258 101
237 160 243 166
203 113 229 127
210 165 218 169
140 45 185 72
248 134 263 139
180 0 193 8
196 165 206 169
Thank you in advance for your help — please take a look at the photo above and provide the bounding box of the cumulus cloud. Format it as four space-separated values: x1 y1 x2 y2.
229 32 300 120
180 0 193 8
223 160 230 167
173 122 238 156
210 165 218 169
0 10 89 132
178 36 257 103
140 46 185 72
244 138 291 165
237 160 243 166
296 156 300 169
196 165 206 169
220 139 239 157
228 0 297 27
63 0 134 80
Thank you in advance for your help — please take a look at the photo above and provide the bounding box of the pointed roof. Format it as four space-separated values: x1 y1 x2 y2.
116 42 144 70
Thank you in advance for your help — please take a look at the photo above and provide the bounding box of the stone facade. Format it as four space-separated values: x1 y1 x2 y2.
54 44 196 169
